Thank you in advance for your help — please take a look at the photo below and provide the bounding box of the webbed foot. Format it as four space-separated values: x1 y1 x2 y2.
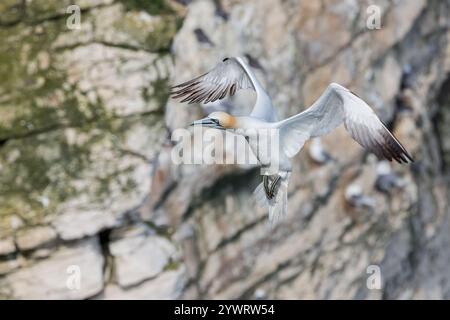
263 175 281 200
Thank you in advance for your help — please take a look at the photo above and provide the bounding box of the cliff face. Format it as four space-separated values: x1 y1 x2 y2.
0 0 449 299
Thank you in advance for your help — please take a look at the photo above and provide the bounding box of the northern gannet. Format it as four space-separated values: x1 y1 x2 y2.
171 57 413 224
345 184 376 209
375 161 406 194
308 137 334 164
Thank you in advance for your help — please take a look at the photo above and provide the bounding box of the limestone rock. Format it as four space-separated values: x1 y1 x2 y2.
0 0 173 239
1 0 450 301
0 238 15 256
109 224 178 287
0 237 104 299
100 267 186 299
0 257 23 277
16 226 57 251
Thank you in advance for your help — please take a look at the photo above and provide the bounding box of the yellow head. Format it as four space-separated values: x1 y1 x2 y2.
191 111 237 129
209 112 237 128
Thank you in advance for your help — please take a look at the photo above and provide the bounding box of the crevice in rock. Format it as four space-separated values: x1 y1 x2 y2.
304 2 397 74
152 181 179 211
213 0 228 21
432 74 450 173
0 138 8 147
117 148 152 163
54 40 172 56
237 260 292 299
209 214 267 255
304 28 366 74
0 108 163 144
0 123 63 144
98 228 114 285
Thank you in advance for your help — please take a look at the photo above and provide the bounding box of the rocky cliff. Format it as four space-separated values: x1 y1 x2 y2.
0 0 450 299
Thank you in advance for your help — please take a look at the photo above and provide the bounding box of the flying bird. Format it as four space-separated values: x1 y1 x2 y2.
170 57 413 225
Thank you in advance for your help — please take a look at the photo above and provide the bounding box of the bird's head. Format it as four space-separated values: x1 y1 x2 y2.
190 111 237 130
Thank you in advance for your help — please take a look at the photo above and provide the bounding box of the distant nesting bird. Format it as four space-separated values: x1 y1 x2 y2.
308 137 334 164
171 57 413 225
375 161 405 194
345 184 376 209
213 0 229 20
244 54 266 74
194 28 215 47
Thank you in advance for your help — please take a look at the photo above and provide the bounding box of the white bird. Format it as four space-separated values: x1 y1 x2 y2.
345 184 376 209
375 161 406 193
308 137 334 164
171 57 413 225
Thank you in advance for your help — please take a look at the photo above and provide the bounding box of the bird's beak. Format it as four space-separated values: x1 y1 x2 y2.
190 117 224 130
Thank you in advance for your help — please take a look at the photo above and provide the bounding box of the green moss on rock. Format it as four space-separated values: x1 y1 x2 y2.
118 0 174 15
0 1 177 237
114 11 181 53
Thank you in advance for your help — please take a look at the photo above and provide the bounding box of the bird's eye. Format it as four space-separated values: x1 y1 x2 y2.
212 118 220 125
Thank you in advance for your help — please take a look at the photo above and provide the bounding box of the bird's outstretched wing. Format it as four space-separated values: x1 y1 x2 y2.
278 83 413 163
171 57 255 104
171 57 277 122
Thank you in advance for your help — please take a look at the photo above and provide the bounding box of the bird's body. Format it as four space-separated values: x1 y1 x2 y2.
171 57 413 225
231 117 292 174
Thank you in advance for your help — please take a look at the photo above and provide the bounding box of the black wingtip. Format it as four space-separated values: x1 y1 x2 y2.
406 153 415 163
400 148 414 164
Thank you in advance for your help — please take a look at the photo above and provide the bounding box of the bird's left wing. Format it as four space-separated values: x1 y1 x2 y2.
170 57 255 104
278 83 413 163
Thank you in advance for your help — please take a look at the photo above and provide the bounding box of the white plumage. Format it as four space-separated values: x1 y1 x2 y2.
172 57 413 225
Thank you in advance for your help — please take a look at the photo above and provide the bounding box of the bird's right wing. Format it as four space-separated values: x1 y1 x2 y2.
171 57 255 104
171 57 277 122
278 83 413 163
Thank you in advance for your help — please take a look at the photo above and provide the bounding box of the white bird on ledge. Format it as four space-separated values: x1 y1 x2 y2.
171 56 413 225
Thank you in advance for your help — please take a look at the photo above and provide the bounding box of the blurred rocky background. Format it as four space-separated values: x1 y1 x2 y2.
0 0 449 299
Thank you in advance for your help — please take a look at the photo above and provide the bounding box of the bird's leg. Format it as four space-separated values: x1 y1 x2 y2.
263 175 271 199
263 175 281 200
269 175 281 199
